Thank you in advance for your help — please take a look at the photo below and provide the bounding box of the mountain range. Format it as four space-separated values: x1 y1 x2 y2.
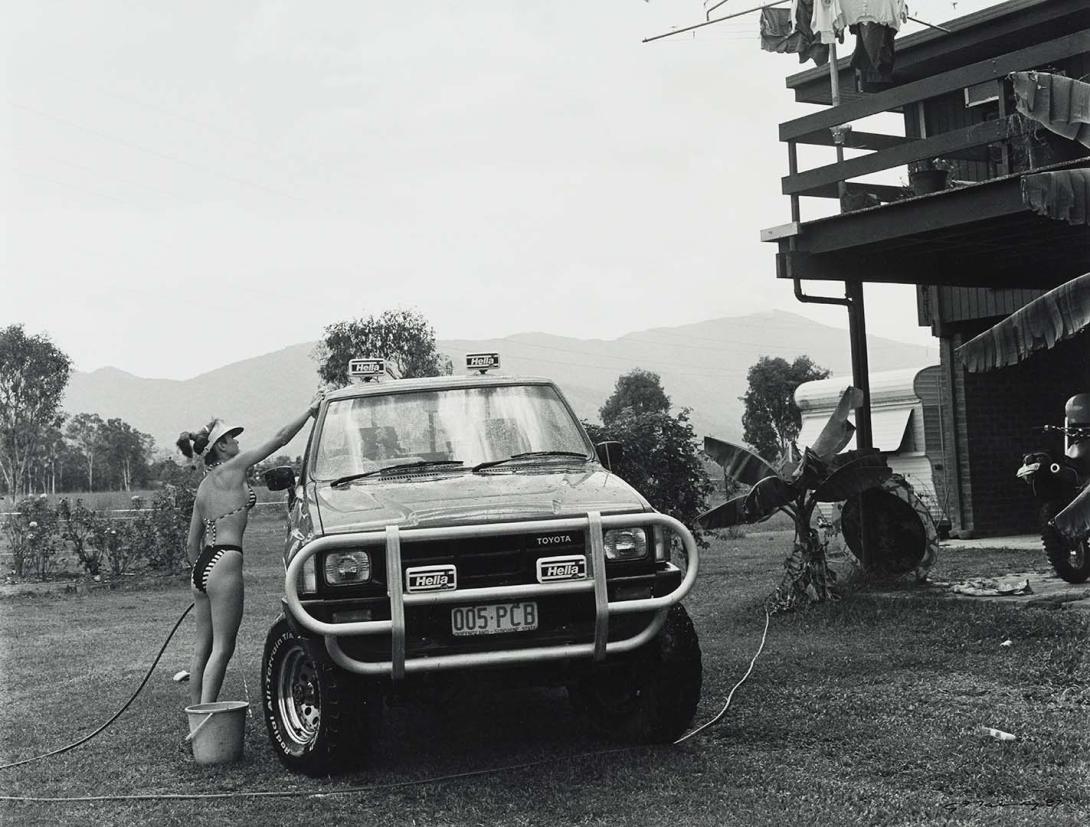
62 311 938 457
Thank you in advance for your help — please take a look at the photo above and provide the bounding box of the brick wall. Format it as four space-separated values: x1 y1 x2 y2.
942 326 1090 537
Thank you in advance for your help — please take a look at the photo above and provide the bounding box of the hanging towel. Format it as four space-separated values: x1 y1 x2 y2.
849 22 896 91
763 5 829 67
760 8 802 53
1011 71 1090 149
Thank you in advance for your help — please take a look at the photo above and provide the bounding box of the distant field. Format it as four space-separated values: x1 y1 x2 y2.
3 487 287 512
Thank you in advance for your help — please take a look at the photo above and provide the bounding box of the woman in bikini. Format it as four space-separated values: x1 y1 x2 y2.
176 391 323 705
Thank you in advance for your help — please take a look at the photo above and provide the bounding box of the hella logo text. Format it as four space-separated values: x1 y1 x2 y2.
537 555 587 583
405 565 458 592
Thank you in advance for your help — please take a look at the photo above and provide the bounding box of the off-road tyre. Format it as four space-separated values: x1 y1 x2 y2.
569 604 702 744
1041 501 1090 584
262 618 367 775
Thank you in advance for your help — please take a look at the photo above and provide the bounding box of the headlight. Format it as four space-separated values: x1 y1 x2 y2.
297 556 317 594
603 528 647 560
323 551 371 586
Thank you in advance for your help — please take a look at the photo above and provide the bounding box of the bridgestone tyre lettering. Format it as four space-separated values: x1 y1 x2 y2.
1041 501 1090 584
569 604 702 744
262 618 367 775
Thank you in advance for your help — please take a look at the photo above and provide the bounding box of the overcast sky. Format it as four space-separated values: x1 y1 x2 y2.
3 0 994 379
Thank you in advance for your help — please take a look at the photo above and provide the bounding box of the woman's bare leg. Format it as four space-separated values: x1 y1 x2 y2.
200 551 244 704
189 590 213 707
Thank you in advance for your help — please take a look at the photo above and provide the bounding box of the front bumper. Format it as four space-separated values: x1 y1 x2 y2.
283 512 698 680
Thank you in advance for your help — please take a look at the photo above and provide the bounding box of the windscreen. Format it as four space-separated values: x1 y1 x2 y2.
313 384 591 479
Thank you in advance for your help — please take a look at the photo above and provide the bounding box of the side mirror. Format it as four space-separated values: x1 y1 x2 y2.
595 441 623 470
265 466 296 492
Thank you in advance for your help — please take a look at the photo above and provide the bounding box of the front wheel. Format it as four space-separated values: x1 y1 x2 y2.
569 604 702 744
1041 502 1090 584
262 618 367 775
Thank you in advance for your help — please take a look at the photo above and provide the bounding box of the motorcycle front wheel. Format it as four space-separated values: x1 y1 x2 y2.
1041 501 1090 584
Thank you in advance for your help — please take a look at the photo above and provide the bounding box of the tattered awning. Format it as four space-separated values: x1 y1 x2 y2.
1022 168 1090 225
956 272 1090 372
1011 71 1090 149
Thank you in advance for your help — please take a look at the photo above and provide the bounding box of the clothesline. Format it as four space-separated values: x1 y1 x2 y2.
643 3 951 45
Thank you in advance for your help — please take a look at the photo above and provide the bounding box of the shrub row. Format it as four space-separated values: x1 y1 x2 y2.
2 486 196 581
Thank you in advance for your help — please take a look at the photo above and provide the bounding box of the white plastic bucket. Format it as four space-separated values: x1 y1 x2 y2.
184 701 249 765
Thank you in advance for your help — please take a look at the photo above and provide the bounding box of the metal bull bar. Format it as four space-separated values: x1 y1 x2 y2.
283 512 698 679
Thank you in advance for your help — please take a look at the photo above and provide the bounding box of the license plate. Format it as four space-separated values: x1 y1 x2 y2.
451 602 538 636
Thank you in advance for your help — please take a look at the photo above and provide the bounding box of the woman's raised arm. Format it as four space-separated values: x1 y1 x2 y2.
229 391 325 470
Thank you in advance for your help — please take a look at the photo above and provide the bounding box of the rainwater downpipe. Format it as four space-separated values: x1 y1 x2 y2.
787 43 874 566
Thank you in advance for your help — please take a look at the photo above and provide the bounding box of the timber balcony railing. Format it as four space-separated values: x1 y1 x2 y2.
776 30 1090 216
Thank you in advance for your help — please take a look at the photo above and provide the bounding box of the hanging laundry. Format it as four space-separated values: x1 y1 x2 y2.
763 5 828 67
810 0 905 54
808 0 846 46
760 8 802 53
839 0 907 31
850 22 896 91
793 0 830 66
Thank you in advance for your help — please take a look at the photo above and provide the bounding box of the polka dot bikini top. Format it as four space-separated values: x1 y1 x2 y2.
204 484 257 546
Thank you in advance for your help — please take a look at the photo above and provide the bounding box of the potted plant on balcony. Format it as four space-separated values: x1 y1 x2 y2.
908 158 954 195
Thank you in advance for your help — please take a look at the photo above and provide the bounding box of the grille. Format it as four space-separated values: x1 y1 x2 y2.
399 531 586 589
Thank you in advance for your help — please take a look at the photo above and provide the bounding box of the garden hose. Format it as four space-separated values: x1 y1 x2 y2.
0 602 194 772
0 604 773 801
674 608 771 745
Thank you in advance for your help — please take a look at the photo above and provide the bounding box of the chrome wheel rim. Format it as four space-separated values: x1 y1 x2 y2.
277 645 320 749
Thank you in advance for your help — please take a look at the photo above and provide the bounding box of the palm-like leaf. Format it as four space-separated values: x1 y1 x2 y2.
1054 483 1090 544
698 494 749 529
745 475 799 519
809 386 865 461
791 447 830 490
812 451 892 502
703 437 778 486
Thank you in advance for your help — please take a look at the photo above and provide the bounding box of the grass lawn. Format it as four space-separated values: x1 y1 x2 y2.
1 518 1088 826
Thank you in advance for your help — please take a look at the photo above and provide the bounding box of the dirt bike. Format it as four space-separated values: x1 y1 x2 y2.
1016 396 1090 583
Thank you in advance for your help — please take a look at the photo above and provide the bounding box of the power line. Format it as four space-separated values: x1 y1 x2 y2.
13 168 154 210
9 100 303 202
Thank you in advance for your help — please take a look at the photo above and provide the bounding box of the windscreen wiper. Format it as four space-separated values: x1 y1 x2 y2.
472 451 591 472
330 461 465 488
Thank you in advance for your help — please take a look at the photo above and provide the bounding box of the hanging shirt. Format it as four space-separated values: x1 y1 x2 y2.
839 0 907 31
807 0 846 45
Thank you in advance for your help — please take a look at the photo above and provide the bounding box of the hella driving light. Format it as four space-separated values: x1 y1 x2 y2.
324 551 371 585
297 556 317 594
603 528 647 560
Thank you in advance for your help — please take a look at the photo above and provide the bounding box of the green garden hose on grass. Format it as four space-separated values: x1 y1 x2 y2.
0 602 194 772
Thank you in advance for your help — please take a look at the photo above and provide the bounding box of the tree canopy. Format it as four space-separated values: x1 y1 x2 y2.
586 407 713 548
316 309 452 386
0 325 72 496
741 355 830 462
599 368 671 425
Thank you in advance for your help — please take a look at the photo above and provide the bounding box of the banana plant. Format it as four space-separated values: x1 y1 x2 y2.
699 387 893 610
